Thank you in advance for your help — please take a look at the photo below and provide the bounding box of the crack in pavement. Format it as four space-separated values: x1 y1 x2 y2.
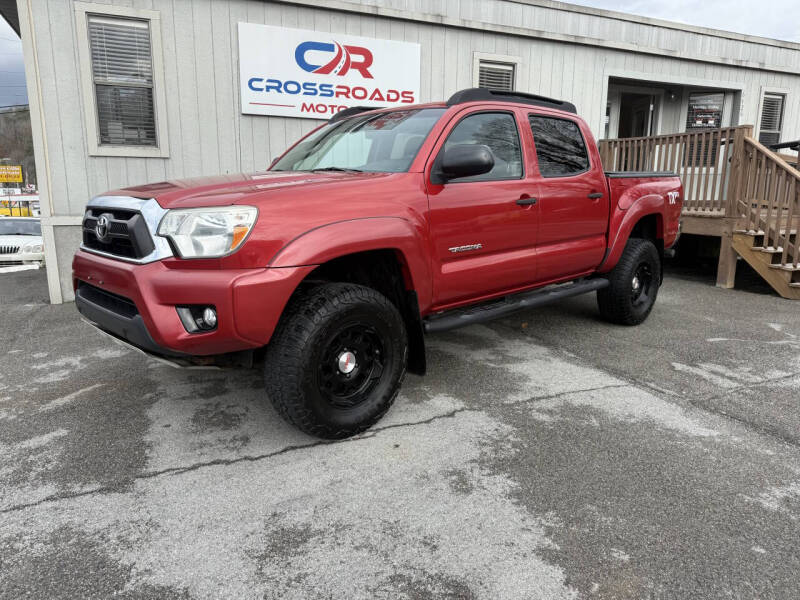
642 367 800 448
0 382 632 516
0 406 470 515
679 372 800 449
599 364 800 448
494 321 800 448
493 322 675 398
682 400 800 448
505 383 631 407
701 370 800 403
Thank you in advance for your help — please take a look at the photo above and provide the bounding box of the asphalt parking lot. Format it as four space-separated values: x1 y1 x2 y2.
1 265 799 599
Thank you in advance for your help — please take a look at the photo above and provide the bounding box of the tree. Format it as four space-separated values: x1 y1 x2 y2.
0 107 36 188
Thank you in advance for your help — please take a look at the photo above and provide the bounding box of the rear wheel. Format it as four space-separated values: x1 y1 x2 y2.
597 238 661 325
264 283 407 439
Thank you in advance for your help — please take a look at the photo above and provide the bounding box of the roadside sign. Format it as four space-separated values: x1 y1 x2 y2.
239 23 421 120
0 165 23 183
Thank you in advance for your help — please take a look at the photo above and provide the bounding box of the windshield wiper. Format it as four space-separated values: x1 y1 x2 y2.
310 167 363 173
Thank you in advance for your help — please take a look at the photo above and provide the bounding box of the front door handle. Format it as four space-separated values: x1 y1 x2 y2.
516 196 538 206
588 192 604 199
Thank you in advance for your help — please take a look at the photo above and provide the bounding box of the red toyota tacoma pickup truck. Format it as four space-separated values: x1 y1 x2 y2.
73 88 682 438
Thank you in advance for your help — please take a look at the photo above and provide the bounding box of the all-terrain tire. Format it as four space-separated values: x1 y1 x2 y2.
597 238 661 326
264 283 408 439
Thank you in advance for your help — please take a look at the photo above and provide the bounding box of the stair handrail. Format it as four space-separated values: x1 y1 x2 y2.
738 136 800 269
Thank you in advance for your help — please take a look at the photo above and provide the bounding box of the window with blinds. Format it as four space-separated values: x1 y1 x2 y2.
88 15 157 147
759 93 785 147
478 61 515 93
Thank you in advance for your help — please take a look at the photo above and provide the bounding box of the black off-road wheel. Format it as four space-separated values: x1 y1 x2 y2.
264 283 408 439
597 238 661 326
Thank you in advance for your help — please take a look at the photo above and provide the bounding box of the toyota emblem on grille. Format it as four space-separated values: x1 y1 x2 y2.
95 214 111 242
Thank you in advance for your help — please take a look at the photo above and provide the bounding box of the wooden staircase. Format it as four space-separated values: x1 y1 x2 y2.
733 137 800 299
731 230 800 299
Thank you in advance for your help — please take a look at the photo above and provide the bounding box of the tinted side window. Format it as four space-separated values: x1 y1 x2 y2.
443 112 522 181
529 116 590 177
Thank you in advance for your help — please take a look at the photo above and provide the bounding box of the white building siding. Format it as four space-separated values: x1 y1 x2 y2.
17 0 800 302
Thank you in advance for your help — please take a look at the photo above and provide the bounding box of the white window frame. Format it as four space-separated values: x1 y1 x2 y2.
74 2 169 158
755 86 788 147
472 52 521 92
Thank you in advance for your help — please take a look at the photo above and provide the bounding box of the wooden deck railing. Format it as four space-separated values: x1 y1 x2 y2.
738 138 800 268
598 126 753 216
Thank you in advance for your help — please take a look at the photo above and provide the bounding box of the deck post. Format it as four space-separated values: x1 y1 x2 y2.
727 126 754 218
716 127 752 289
716 227 738 289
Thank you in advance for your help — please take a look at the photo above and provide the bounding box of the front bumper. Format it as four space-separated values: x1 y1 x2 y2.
75 283 185 357
73 249 314 356
0 251 44 266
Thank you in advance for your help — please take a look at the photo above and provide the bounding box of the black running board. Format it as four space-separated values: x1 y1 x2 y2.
423 278 609 333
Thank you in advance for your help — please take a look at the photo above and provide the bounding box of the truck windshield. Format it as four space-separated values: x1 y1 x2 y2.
271 108 446 173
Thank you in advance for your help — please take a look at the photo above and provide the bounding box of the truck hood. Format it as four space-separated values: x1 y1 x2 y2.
0 234 42 247
108 171 396 209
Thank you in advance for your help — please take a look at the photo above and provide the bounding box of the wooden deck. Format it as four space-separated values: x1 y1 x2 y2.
599 127 800 298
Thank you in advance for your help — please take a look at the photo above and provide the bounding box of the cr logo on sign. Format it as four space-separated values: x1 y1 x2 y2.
294 41 374 79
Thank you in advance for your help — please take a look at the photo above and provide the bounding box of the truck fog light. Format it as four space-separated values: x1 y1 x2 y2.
176 305 218 333
202 307 217 328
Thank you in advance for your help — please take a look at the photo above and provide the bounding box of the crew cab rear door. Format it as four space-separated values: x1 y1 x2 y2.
425 107 539 308
526 113 609 282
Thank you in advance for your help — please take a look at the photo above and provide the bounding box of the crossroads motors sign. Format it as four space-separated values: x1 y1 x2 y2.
238 23 421 119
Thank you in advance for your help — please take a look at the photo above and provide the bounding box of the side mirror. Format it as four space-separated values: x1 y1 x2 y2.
436 144 495 183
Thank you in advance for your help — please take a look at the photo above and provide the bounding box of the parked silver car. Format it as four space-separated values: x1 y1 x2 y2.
0 218 44 267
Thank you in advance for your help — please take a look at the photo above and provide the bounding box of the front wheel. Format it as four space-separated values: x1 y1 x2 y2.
264 283 408 439
597 238 661 325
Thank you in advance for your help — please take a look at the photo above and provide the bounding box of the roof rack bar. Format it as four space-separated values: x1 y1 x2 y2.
446 88 577 114
328 106 384 123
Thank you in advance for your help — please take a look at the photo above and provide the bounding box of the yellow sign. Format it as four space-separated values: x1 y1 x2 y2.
0 205 32 217
0 165 23 183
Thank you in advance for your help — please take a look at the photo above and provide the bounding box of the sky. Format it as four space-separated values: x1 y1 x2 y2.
0 18 27 108
0 2 798 107
568 0 800 43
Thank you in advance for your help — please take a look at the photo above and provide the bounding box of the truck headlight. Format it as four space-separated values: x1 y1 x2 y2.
157 206 258 258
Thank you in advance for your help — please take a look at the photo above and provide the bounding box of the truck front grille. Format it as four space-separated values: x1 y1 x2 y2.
0 245 20 255
82 207 156 260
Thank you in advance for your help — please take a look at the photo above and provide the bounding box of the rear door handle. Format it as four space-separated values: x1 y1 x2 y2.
588 192 604 199
516 197 538 206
